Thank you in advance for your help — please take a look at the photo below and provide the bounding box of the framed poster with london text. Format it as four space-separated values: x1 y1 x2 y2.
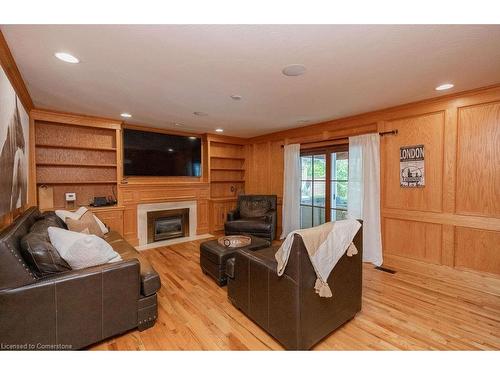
400 145 424 188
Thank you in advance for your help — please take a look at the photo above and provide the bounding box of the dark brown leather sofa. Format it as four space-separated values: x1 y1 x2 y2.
226 223 362 350
224 195 277 242
0 207 160 350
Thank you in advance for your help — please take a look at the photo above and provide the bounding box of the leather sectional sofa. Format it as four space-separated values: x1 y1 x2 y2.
225 224 363 350
0 207 160 350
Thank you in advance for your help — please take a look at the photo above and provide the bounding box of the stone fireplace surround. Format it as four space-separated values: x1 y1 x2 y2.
137 201 210 250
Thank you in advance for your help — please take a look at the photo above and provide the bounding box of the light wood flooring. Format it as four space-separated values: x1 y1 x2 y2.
91 238 500 350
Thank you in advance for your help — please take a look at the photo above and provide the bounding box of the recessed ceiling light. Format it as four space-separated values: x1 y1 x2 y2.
174 123 183 126
230 95 242 100
193 111 208 116
120 113 132 118
435 83 454 91
215 128 224 133
188 136 197 140
168 148 174 152
54 52 80 64
282 64 306 77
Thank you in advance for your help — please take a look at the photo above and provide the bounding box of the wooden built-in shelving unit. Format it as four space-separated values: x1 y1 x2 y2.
207 139 247 232
209 142 245 195
33 117 121 210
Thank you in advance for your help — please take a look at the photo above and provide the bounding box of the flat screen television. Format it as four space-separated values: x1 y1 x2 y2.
123 129 202 177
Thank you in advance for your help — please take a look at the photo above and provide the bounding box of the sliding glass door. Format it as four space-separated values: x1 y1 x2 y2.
330 151 349 221
300 146 348 229
300 154 326 228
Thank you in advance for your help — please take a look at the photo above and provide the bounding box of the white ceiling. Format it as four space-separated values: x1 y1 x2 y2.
2 25 500 137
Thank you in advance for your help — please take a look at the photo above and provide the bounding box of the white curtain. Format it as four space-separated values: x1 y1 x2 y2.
281 144 301 239
347 134 383 266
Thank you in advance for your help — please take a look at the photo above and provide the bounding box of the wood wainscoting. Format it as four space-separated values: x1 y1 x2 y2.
245 84 500 276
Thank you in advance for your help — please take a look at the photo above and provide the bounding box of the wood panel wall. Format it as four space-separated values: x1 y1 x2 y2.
2 28 499 275
246 85 500 276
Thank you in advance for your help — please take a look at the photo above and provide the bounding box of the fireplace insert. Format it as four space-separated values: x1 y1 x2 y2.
147 208 189 243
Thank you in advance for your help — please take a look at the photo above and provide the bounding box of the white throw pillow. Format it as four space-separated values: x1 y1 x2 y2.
55 207 109 234
48 227 121 269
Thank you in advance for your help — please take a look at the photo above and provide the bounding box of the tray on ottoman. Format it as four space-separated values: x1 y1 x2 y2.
200 235 270 286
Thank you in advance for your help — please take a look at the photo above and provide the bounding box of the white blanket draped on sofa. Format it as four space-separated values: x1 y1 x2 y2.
275 219 361 298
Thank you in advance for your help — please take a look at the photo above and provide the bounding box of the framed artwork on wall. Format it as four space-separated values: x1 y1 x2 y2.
400 144 425 188
0 65 29 216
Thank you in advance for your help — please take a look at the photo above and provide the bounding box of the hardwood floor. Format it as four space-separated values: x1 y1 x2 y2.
91 239 500 350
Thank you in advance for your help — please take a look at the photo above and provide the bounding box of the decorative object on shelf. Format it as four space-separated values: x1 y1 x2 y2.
218 235 252 248
89 196 117 207
38 185 54 211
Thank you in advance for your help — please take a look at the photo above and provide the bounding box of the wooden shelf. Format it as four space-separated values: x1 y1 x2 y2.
36 162 117 168
210 180 245 183
41 204 123 212
210 168 245 171
209 197 238 202
36 144 117 152
37 181 117 185
210 156 245 160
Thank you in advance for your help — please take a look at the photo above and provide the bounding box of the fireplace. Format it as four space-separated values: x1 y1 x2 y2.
147 208 189 243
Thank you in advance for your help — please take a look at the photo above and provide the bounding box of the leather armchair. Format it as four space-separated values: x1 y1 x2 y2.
226 221 363 350
224 195 277 242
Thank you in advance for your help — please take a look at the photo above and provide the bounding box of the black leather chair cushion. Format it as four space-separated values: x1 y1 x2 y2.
240 199 272 218
39 211 67 228
225 217 272 233
29 215 66 239
20 232 71 277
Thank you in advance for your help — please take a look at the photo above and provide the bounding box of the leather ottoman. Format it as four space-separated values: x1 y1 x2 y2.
200 235 270 286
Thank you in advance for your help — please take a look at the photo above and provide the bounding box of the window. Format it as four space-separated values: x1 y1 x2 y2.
331 151 348 221
300 145 348 229
300 154 326 228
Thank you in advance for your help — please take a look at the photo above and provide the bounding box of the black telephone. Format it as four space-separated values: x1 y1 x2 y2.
91 196 117 207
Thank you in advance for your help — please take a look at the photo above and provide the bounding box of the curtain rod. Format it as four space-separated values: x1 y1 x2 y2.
280 129 398 148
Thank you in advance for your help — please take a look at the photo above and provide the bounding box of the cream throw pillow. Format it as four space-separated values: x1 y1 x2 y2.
55 207 109 234
48 227 121 270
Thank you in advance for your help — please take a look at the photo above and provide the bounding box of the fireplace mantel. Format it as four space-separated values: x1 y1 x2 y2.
119 182 209 246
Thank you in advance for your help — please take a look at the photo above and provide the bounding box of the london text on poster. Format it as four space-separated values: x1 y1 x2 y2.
400 145 424 187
